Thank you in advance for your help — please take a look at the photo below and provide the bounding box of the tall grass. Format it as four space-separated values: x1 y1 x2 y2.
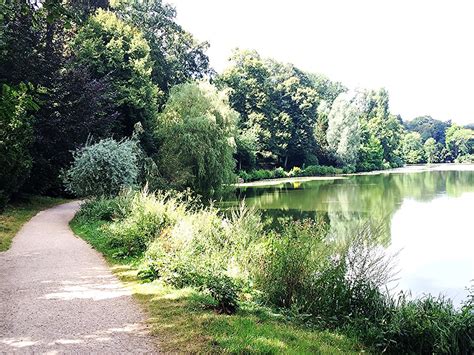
75 189 474 353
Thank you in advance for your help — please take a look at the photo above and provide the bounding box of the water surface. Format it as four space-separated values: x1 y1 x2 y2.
225 167 474 304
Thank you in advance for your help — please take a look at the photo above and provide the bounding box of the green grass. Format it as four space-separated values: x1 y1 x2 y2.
70 217 365 354
0 195 69 251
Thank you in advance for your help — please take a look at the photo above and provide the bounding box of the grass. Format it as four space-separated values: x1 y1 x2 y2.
0 195 69 251
70 217 365 354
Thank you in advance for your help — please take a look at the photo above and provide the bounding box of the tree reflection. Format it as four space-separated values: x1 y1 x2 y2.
227 171 474 245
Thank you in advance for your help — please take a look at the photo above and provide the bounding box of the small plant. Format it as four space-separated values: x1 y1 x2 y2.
201 272 241 314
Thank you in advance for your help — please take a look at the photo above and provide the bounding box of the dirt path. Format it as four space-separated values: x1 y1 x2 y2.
0 201 158 353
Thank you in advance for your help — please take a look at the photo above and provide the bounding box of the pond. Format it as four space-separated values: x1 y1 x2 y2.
223 165 474 305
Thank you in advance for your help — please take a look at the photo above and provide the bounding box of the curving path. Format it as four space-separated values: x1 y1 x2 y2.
0 201 158 353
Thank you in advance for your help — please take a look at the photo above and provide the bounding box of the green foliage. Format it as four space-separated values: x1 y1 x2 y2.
249 220 329 308
155 81 237 196
445 124 474 160
299 165 341 176
287 166 302 177
0 84 37 210
217 49 321 168
63 138 139 197
74 191 473 352
406 115 451 144
238 165 342 182
423 137 438 164
455 154 474 163
114 0 211 94
200 272 242 314
326 91 362 166
357 135 384 172
378 294 474 354
402 132 425 164
235 128 258 171
72 9 160 136
29 65 120 195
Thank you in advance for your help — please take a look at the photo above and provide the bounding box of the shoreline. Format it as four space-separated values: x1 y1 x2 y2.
234 163 474 187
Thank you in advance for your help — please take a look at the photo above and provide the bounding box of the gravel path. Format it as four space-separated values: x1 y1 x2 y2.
0 201 158 354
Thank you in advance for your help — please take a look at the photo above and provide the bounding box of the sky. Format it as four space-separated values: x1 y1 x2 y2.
169 0 474 125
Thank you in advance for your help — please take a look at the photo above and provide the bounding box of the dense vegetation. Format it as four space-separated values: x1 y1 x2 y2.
72 191 474 353
2 0 474 209
2 1 474 352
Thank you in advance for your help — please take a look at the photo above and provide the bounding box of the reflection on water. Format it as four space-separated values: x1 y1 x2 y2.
224 170 474 304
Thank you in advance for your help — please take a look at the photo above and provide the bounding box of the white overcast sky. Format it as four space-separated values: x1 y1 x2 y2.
169 0 474 125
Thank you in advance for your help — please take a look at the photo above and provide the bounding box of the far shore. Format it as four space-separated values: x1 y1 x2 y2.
234 163 474 188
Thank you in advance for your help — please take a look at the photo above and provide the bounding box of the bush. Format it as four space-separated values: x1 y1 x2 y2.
104 190 188 257
201 272 242 314
76 192 133 222
455 154 474 163
250 219 329 308
253 169 274 180
63 138 139 198
238 170 251 182
272 167 286 178
288 166 302 177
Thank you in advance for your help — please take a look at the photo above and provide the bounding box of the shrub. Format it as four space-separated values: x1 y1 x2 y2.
238 170 251 182
201 272 242 314
288 166 302 177
76 192 134 222
272 167 286 178
63 138 139 198
253 169 274 180
455 154 474 163
105 190 188 257
250 219 329 308
75 190 474 351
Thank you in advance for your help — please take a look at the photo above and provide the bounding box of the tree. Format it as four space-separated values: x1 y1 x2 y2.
155 82 238 196
445 124 474 159
361 89 404 167
313 100 332 164
27 65 119 194
0 84 37 209
235 127 259 171
326 91 362 167
63 138 139 197
402 132 424 164
115 0 212 95
217 49 322 168
71 9 160 137
357 134 384 172
405 116 451 144
423 138 437 164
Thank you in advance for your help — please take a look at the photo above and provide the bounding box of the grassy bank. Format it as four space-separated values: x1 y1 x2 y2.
70 216 363 353
70 191 473 354
238 165 347 183
0 195 69 251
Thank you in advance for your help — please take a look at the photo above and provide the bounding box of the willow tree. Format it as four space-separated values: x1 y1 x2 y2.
155 81 238 196
326 91 363 167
